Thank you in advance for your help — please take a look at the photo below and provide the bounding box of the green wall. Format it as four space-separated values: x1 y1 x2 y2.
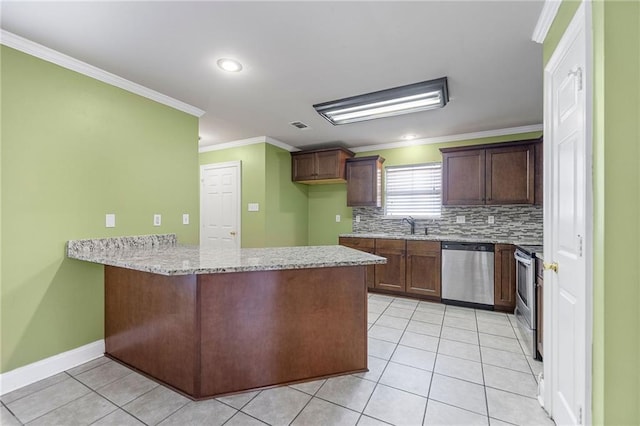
265 144 309 246
199 143 308 248
307 185 353 245
305 131 542 245
545 1 640 424
0 46 200 373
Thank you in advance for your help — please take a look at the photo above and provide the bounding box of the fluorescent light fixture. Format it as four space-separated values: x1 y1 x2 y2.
313 77 448 125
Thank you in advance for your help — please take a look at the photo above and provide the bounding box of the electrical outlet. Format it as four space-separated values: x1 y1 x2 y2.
105 214 116 228
335 214 341 223
153 214 161 226
248 203 259 212
182 214 190 225
456 215 466 224
488 216 495 224
355 215 361 223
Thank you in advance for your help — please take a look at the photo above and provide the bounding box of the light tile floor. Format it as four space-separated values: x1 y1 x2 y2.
1 294 554 426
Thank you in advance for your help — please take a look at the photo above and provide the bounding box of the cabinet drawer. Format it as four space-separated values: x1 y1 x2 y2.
406 240 441 254
375 239 406 252
339 237 375 250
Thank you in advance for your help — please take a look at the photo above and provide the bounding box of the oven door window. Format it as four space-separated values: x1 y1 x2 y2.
516 259 529 305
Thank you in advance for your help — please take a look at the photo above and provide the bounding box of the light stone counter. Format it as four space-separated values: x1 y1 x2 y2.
67 234 386 276
339 232 542 246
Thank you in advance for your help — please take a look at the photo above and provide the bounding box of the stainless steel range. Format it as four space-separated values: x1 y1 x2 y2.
514 245 542 360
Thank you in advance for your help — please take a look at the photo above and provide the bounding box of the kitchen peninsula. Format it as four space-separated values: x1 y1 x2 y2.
67 234 385 399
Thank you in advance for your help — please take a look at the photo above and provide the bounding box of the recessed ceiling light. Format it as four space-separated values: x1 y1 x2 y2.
217 58 243 72
402 134 417 140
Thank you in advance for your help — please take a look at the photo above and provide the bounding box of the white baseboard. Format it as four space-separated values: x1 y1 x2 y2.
0 340 105 395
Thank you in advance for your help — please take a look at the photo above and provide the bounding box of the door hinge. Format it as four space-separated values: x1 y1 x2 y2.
569 67 583 91
578 406 583 424
577 234 583 257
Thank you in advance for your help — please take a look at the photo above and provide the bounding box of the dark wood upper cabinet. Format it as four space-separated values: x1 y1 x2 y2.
374 239 406 292
485 144 534 204
406 241 441 299
534 139 543 205
494 244 516 311
346 156 385 207
441 139 540 206
291 148 354 184
442 149 486 205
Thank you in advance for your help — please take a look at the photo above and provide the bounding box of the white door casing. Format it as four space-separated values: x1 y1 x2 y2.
543 1 592 425
200 161 241 249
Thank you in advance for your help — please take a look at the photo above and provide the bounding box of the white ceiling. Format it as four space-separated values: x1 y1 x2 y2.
1 1 544 150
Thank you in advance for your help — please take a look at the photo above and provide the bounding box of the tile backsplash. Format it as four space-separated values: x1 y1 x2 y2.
352 205 542 241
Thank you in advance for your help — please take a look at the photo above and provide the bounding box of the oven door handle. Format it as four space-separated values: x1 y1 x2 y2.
514 252 532 266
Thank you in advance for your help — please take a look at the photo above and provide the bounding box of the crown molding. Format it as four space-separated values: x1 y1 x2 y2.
532 0 562 44
351 124 543 153
199 136 300 153
0 30 205 117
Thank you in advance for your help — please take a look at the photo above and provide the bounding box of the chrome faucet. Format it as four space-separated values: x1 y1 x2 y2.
402 216 416 235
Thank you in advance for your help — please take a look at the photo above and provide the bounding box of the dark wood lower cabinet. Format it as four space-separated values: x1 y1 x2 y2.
374 239 406 292
406 241 441 299
536 257 544 359
494 244 516 311
105 265 367 399
338 237 375 289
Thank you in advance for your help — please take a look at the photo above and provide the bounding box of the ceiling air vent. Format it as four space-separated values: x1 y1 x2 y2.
290 121 310 130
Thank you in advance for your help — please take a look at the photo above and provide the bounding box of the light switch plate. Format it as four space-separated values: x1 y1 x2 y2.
488 216 495 224
182 214 190 225
248 203 259 212
153 214 161 226
335 214 341 222
105 214 116 228
355 215 361 223
456 215 466 224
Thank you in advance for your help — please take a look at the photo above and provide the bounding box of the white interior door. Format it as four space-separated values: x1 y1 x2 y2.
200 161 241 249
544 2 590 424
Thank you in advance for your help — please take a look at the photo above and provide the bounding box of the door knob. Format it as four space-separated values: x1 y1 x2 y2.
543 262 558 273
230 231 236 236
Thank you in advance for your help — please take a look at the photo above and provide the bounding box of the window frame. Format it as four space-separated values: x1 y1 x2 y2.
383 162 443 218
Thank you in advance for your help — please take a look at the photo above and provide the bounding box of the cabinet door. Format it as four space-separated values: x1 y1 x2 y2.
346 157 383 207
406 241 441 298
316 151 343 180
485 145 534 204
374 239 406 292
292 153 317 181
536 272 543 359
534 140 543 205
339 237 376 289
494 244 516 311
536 257 544 358
442 150 486 205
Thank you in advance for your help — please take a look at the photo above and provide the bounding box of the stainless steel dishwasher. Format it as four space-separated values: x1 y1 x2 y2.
441 242 495 308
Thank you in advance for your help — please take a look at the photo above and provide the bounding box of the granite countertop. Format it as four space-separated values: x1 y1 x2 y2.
67 235 386 276
339 233 542 247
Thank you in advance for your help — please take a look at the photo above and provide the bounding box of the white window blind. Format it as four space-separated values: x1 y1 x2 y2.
385 163 442 217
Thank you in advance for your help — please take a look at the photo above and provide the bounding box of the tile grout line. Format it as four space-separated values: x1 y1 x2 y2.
476 308 493 423
359 296 420 425
75 374 148 426
21 374 105 426
420 301 449 425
